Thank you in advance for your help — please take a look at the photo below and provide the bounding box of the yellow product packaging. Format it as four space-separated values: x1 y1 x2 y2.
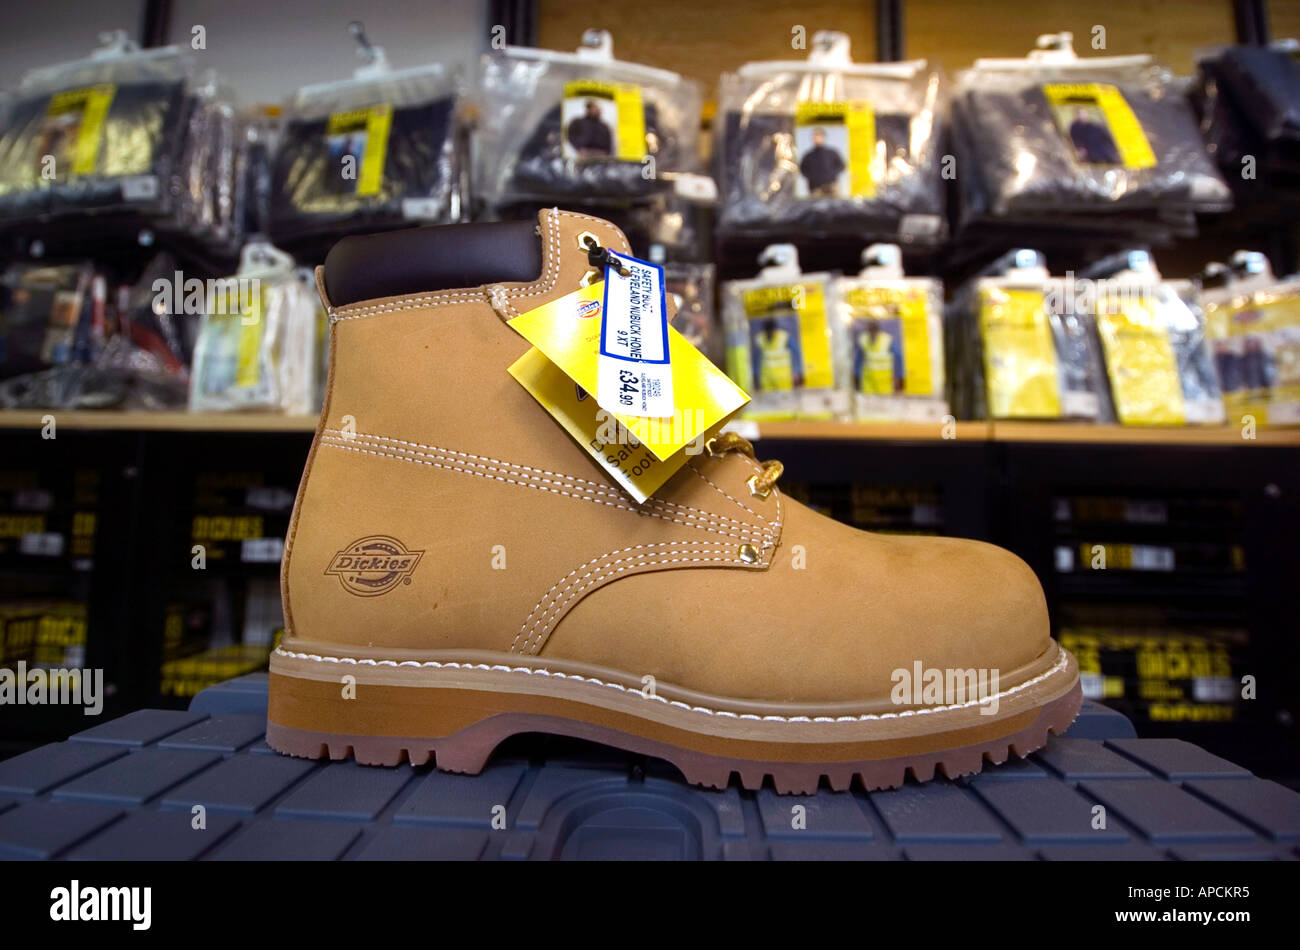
723 261 847 420
794 101 877 199
1204 283 1300 427
978 286 1063 419
1043 82 1157 169
835 268 947 422
562 79 646 161
325 104 393 196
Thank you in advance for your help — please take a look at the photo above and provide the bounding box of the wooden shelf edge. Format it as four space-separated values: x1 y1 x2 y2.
989 421 1300 447
0 410 1297 446
0 410 320 433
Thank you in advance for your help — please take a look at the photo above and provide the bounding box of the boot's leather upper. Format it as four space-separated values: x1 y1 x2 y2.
282 208 1051 705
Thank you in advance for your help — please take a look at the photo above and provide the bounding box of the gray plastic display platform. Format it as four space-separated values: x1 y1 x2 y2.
1 673 1297 860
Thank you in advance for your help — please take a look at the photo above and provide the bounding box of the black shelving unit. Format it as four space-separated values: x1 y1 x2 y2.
1 418 1297 781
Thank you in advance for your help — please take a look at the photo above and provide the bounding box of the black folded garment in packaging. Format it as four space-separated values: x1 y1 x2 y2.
269 96 459 248
0 79 187 223
954 79 1231 218
505 100 678 201
718 110 939 238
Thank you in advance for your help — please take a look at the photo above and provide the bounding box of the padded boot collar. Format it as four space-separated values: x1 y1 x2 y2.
322 220 544 307
315 209 631 323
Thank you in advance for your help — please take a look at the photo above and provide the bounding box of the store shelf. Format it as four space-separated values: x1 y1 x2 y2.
0 410 319 433
989 422 1300 447
1 410 1299 446
751 420 989 441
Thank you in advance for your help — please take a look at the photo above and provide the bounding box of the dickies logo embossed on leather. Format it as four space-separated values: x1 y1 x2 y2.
325 536 424 597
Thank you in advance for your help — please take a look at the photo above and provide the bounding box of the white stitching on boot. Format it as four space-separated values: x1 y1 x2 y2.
324 429 768 536
511 541 753 655
271 647 1072 723
318 436 775 545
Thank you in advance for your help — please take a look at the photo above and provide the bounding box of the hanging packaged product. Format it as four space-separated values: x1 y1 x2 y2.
1194 43 1300 204
270 25 466 251
656 254 720 368
723 245 848 420
506 245 747 503
188 241 319 413
0 262 97 409
172 72 241 254
831 245 947 421
951 249 1106 421
0 31 194 225
0 255 197 410
717 31 945 242
952 32 1231 230
1202 251 1300 427
475 29 702 208
1079 250 1225 426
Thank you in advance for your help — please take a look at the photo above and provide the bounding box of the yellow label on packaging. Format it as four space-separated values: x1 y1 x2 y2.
509 347 686 503
563 80 646 161
235 288 264 388
327 104 393 196
843 286 933 396
509 283 748 464
1043 82 1157 169
46 84 116 176
742 282 833 390
208 285 264 389
979 288 1061 418
795 101 876 198
1096 299 1185 425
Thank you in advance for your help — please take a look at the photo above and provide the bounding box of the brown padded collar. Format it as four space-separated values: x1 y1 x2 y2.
321 219 544 306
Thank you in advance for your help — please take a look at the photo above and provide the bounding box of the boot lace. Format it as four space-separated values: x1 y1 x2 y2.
704 431 784 500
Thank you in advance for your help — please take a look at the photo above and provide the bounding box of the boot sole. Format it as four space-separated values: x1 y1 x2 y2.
266 641 1081 794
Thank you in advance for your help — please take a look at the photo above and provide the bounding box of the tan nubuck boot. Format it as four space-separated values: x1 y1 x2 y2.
267 209 1080 793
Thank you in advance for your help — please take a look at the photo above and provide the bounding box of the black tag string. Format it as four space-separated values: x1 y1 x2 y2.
584 238 630 278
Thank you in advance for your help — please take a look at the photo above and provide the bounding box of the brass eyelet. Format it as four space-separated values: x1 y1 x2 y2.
576 230 601 251
704 437 725 458
738 543 760 564
746 474 771 500
579 268 601 287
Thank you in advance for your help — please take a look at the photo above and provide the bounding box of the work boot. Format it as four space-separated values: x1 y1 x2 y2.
267 208 1080 793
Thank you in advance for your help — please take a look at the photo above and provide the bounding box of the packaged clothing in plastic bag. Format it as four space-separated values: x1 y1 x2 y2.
475 29 701 208
171 74 241 253
1079 251 1224 425
0 32 192 224
1194 43 1300 201
1210 44 1300 146
658 257 719 368
948 249 1106 421
188 242 318 413
831 245 947 421
270 34 465 250
953 33 1231 225
723 245 847 420
718 31 945 242
0 255 192 409
0 262 96 383
1202 251 1300 427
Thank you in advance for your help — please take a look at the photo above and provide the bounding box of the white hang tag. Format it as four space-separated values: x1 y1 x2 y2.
596 250 675 418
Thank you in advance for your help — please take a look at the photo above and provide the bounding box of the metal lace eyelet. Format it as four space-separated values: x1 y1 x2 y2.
738 543 760 564
746 474 772 500
704 437 725 458
576 231 601 251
